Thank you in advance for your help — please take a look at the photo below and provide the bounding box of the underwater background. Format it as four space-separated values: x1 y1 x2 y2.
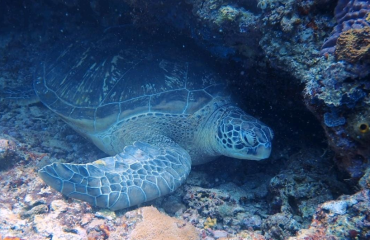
0 0 369 239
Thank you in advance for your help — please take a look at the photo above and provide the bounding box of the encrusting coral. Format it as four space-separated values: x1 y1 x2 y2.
204 217 217 229
321 0 370 54
335 27 370 63
129 206 199 240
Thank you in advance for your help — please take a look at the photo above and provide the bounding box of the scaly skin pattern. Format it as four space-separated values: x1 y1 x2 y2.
39 142 191 211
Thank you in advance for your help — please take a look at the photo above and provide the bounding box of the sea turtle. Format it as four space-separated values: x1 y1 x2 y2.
36 31 274 211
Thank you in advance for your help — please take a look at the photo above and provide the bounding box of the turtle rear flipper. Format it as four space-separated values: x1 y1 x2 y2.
38 141 191 210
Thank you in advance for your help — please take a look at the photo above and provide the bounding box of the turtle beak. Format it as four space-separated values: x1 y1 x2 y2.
249 143 272 160
255 126 273 159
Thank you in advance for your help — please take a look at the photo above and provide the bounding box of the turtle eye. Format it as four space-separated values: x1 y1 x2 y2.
242 130 258 147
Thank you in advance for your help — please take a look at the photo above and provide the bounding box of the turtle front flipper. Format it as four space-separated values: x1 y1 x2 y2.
38 141 191 211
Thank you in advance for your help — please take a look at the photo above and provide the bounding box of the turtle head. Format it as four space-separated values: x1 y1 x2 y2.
215 109 273 160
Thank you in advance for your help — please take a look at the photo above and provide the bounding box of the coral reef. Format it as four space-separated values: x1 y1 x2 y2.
268 151 337 224
179 148 345 239
321 0 370 54
1 0 370 239
261 149 347 239
185 0 261 61
301 0 370 179
290 190 370 240
182 183 266 232
262 213 301 240
0 138 17 169
304 62 370 179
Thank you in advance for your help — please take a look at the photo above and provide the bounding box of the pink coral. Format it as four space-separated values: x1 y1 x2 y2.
129 206 199 240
